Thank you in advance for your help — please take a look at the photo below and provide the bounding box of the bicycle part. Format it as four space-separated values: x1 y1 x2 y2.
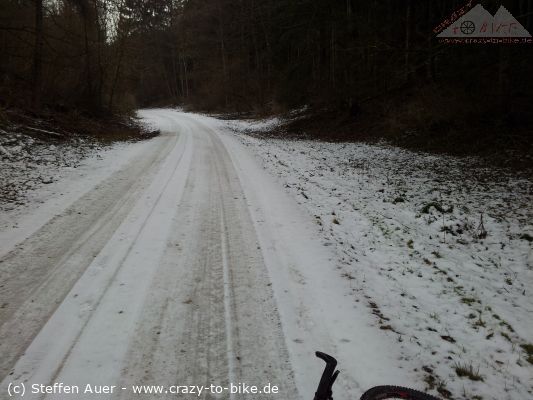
360 385 442 400
313 352 340 400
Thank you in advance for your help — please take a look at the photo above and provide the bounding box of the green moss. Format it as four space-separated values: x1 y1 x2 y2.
521 344 533 365
461 297 478 306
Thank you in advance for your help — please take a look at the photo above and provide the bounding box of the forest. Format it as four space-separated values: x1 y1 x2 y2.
1 3 533 399
1 0 532 158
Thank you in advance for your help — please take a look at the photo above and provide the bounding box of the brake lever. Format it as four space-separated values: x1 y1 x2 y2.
314 352 340 400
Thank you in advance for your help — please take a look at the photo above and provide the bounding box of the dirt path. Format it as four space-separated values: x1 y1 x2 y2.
0 110 298 400
1 110 414 400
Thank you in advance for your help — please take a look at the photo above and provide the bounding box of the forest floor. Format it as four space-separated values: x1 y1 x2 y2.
0 109 157 211
270 107 533 175
228 117 533 400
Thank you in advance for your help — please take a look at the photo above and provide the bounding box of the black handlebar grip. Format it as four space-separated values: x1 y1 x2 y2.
314 352 339 400
316 352 337 364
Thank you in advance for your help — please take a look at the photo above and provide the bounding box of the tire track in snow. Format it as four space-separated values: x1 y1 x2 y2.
0 124 192 397
0 134 176 380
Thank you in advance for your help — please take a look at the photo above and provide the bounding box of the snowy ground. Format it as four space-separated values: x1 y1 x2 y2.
0 131 153 258
1 110 531 400
4 110 381 400
227 119 533 400
0 130 103 210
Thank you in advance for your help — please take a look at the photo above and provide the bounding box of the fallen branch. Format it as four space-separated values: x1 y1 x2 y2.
24 126 64 138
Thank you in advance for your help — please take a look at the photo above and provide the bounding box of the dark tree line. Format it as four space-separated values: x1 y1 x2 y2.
1 0 532 130
1 0 138 115
128 0 533 120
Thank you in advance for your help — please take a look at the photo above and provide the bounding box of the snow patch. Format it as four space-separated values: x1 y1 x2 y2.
228 126 533 400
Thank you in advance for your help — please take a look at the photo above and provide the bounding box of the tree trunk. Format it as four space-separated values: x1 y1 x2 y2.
216 0 228 107
109 35 126 112
404 0 411 81
32 0 44 111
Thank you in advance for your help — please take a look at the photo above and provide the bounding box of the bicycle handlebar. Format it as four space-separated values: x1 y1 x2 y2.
313 351 444 400
313 352 340 400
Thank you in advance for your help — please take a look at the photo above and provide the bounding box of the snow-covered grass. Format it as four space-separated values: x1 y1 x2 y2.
0 130 103 210
228 122 533 400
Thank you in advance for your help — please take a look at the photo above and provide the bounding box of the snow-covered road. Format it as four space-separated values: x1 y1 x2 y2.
0 110 410 400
